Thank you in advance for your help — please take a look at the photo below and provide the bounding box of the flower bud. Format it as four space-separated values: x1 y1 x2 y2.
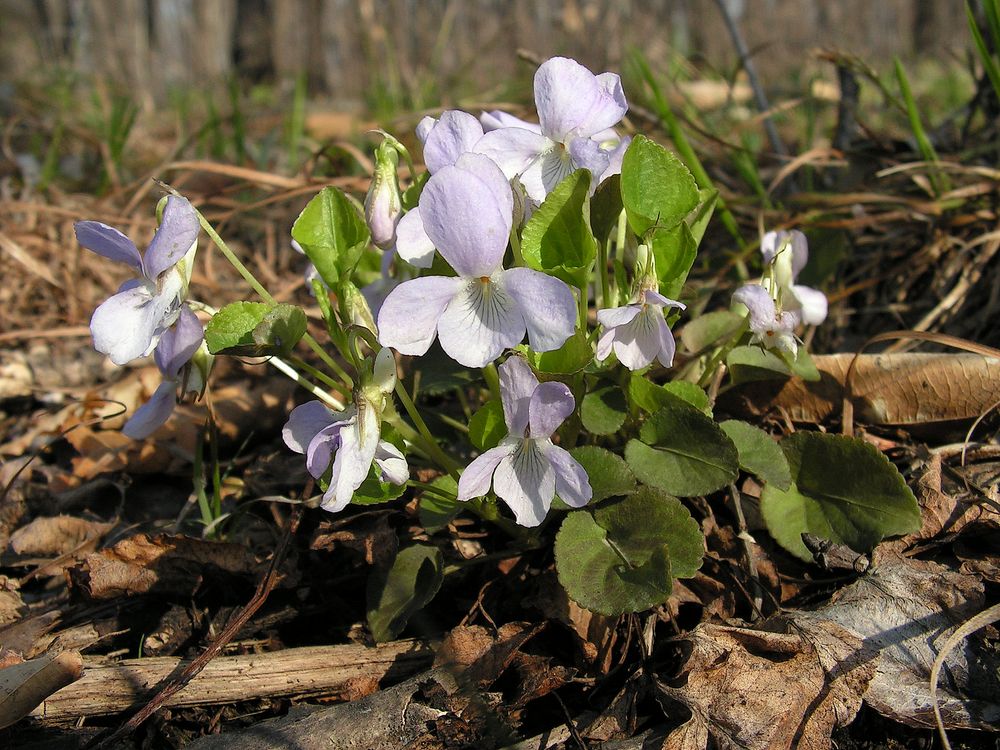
373 347 397 395
365 141 402 250
181 341 214 399
340 280 377 335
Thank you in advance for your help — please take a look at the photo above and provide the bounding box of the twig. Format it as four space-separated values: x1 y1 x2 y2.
89 507 302 748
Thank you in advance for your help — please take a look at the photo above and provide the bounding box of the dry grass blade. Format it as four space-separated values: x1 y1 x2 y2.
0 231 62 289
766 147 848 195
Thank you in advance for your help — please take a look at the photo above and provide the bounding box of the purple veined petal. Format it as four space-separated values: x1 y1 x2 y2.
597 303 642 329
154 305 203 376
74 221 142 271
322 406 380 513
283 400 340 454
542 442 592 508
306 421 348 478
456 439 517 501
536 147 576 198
567 137 611 185
473 127 550 180
480 110 542 134
499 267 576 353
91 279 179 365
419 163 512 278
423 110 484 174
733 284 778 333
791 284 828 326
576 72 628 138
492 440 556 527
528 381 574 439
415 115 436 143
122 380 177 440
610 307 665 370
144 196 200 280
498 355 539 437
377 275 462 356
534 57 606 142
516 153 551 204
374 440 409 485
655 314 677 368
436 277 525 368
395 207 436 268
454 153 514 227
642 290 685 310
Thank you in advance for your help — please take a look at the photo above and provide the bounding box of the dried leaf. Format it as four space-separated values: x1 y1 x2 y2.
8 515 115 557
657 620 874 750
790 553 1000 729
69 533 265 600
720 353 1000 425
0 650 82 729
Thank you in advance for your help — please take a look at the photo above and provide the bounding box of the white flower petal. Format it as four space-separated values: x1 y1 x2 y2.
283 401 340 453
374 440 409 485
122 381 177 439
377 276 462 357
395 207 436 268
791 284 828 326
457 439 517 501
423 110 484 174
91 278 181 366
437 278 525 368
499 356 538 438
322 406 379 513
528 381 574 440
498 268 576 353
543 443 592 508
493 440 555 527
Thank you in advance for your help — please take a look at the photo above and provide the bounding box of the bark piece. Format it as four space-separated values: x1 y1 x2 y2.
30 639 433 725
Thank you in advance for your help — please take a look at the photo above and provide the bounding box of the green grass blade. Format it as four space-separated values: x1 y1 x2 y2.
893 57 950 196
967 1 1000 100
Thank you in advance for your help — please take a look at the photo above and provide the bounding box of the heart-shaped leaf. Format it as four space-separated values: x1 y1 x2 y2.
366 544 443 642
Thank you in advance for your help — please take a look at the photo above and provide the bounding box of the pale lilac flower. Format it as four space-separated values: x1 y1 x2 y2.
397 110 487 268
597 289 685 370
473 57 628 202
457 357 592 527
732 283 799 357
377 153 576 369
123 306 206 439
76 196 200 365
761 230 827 326
282 349 407 513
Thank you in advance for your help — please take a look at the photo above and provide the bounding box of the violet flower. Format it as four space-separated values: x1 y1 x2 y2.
473 57 628 202
377 153 576 369
761 230 827 326
365 139 403 250
282 349 407 513
597 289 685 370
123 306 205 439
732 284 800 357
76 196 200 365
458 357 591 526
397 110 487 268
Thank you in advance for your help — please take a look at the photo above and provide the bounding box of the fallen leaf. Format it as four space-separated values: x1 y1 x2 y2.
8 515 115 558
68 533 265 600
790 552 1000 729
0 650 82 729
656 620 874 750
720 353 1000 425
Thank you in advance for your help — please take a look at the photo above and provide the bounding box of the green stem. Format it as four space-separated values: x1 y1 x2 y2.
267 357 345 410
394 379 462 477
482 363 501 401
598 237 611 310
288 356 342 392
407 480 457 499
697 318 750 388
509 222 524 266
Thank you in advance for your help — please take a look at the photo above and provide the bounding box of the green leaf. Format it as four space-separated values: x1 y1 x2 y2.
581 386 627 435
352 472 408 505
521 169 598 289
628 373 687 414
680 310 745 354
662 382 712 416
621 135 699 237
366 544 443 642
569 446 636 502
291 186 370 287
760 432 921 561
687 188 718 246
469 399 506 451
649 223 697 299
719 420 791 490
526 330 593 375
625 401 738 496
205 301 307 356
590 173 623 244
554 486 703 615
418 475 459 533
727 344 793 383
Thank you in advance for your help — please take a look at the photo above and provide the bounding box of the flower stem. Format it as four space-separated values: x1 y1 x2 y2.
394 379 462 477
268 357 344 410
482 363 501 401
509 222 524 266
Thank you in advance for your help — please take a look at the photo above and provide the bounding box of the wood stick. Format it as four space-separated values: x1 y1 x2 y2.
29 640 434 725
